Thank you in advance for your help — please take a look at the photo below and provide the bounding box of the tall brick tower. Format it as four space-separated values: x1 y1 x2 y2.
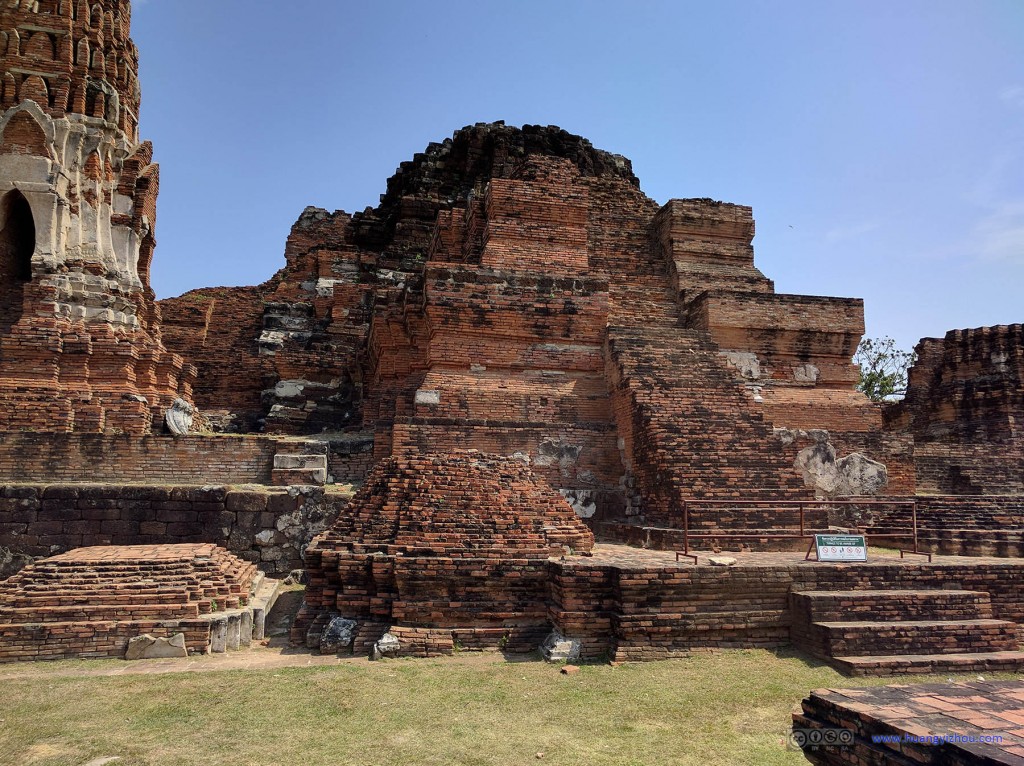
0 0 193 433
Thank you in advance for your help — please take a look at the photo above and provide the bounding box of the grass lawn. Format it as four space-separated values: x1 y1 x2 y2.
0 648 1018 766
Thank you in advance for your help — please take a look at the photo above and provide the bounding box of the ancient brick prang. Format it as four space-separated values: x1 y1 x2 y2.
157 122 909 523
887 325 1024 494
0 543 274 662
292 451 593 656
0 0 194 433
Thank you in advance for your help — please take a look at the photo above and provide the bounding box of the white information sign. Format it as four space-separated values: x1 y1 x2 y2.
814 534 867 562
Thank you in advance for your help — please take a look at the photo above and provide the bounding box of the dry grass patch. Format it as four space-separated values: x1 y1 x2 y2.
0 649 1018 766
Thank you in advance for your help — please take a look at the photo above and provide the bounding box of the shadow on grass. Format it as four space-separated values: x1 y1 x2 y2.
767 646 834 670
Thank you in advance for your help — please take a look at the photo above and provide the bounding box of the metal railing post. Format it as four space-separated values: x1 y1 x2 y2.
683 499 690 555
912 500 919 554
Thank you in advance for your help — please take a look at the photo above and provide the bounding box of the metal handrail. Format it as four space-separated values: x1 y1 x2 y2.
673 498 921 559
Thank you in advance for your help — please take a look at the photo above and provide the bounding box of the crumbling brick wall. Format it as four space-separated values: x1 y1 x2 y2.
0 434 280 484
550 558 1024 661
887 325 1023 494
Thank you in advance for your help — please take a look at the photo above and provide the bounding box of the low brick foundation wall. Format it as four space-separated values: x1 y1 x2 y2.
549 557 1024 661
0 432 375 488
595 522 813 552
0 433 280 484
0 484 351 574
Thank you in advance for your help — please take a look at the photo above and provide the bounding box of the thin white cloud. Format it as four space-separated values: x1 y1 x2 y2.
999 85 1024 109
968 151 1019 206
972 199 1024 263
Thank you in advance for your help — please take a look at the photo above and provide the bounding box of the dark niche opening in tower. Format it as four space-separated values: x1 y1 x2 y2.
0 190 35 333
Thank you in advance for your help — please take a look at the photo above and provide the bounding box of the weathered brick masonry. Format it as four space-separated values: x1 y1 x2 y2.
0 433 280 484
0 483 350 573
158 123 912 529
887 324 1024 495
2 0 1023 675
795 682 1024 765
549 552 1024 662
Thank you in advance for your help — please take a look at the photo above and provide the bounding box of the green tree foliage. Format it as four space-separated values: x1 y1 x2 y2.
854 336 917 401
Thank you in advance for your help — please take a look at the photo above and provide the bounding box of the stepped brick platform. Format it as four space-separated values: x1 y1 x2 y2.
794 681 1024 765
291 451 594 657
790 588 1024 675
0 544 277 662
547 546 1024 665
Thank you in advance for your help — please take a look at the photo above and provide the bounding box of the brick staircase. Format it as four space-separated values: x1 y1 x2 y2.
790 588 1024 676
605 322 808 526
871 500 1024 531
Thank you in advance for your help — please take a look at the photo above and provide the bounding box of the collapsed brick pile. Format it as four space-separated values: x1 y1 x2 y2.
0 543 258 662
292 451 594 656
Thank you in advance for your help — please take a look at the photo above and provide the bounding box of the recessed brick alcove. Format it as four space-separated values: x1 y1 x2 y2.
291 450 594 656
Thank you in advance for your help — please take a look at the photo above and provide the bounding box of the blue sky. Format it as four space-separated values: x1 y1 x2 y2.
132 0 1023 353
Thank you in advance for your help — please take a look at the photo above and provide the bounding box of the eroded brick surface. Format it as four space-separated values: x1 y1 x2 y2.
157 123 905 516
0 482 351 573
887 325 1024 495
0 543 257 661
547 546 1024 662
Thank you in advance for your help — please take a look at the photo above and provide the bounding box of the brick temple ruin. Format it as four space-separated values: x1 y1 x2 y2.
1 0 1023 688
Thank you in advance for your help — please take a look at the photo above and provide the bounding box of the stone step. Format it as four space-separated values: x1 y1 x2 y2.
830 650 1024 677
271 451 328 486
810 619 1018 657
249 574 280 642
273 453 328 471
790 589 993 623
